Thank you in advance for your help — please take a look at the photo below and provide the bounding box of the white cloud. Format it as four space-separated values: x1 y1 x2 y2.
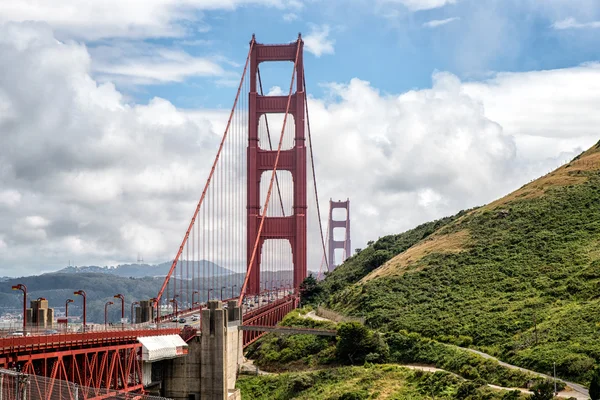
92 44 226 84
1 21 600 278
423 17 460 28
267 86 285 96
0 0 301 40
552 17 600 30
379 0 457 12
0 190 22 207
305 64 600 256
283 13 299 22
303 25 335 57
0 22 222 275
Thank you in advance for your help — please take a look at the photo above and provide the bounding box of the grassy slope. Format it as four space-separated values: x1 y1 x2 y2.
237 365 517 400
323 141 600 384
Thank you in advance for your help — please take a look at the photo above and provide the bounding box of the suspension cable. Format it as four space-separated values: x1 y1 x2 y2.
304 71 329 272
156 39 255 304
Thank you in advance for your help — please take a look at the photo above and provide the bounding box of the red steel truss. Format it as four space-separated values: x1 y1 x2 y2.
0 328 178 398
241 295 298 347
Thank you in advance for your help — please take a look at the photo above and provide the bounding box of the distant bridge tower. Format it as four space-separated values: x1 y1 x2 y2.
328 198 351 271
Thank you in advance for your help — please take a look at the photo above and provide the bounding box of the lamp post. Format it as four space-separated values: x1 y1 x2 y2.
232 285 237 299
104 301 113 326
207 288 212 302
74 290 87 331
113 294 125 324
192 291 199 309
11 284 27 333
65 299 74 318
220 286 226 301
150 297 159 324
170 298 178 319
131 301 139 324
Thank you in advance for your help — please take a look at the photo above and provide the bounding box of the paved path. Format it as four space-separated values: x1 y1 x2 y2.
303 311 330 322
460 347 589 399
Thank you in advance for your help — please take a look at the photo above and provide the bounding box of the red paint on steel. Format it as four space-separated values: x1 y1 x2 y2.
242 34 307 302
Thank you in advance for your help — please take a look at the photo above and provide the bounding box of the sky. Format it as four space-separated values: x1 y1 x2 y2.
1 0 600 276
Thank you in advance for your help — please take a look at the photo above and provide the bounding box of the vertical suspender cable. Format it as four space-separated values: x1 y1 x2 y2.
304 72 329 273
155 42 255 304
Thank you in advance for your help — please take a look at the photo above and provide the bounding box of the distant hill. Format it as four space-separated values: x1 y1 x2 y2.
0 268 297 324
54 260 231 278
320 140 600 385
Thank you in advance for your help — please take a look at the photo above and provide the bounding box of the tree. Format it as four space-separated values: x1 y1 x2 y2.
589 366 600 400
299 275 323 305
529 380 555 400
336 322 389 364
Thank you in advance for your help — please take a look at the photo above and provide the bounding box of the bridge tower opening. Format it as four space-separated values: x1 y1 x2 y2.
328 198 351 271
247 35 306 295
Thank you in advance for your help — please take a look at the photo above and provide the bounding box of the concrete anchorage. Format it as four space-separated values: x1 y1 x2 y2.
162 300 244 400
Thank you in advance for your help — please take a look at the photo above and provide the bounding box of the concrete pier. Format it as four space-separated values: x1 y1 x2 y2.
162 300 243 400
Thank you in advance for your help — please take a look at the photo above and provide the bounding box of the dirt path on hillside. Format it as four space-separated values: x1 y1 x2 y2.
458 347 589 399
303 311 589 399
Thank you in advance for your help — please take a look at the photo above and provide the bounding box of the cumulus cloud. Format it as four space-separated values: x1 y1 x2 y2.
552 17 600 29
0 0 302 40
1 21 599 277
91 42 227 85
305 65 600 255
283 13 299 22
379 0 457 11
423 17 460 28
0 22 221 275
303 25 335 57
0 190 22 207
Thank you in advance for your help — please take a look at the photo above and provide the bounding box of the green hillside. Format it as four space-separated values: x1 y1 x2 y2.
319 141 600 384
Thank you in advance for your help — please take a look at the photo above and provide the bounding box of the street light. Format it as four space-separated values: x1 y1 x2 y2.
150 297 159 323
11 284 27 333
232 285 237 299
113 294 125 323
65 299 74 318
192 291 199 309
207 288 213 302
130 301 139 324
170 298 178 318
73 290 87 331
221 286 226 301
104 301 114 326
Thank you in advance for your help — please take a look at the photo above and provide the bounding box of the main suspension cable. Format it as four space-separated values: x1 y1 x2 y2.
304 71 329 273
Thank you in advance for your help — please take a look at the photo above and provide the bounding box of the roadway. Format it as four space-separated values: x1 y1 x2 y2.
0 289 292 338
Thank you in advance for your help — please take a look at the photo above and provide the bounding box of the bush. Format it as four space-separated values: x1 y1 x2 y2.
338 390 368 400
529 380 555 400
589 365 600 400
336 322 389 364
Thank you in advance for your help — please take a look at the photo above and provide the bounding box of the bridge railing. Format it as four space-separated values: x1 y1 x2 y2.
0 368 171 400
0 320 193 339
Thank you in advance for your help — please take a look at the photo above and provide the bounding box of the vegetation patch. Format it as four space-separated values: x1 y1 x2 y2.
237 364 524 400
362 229 471 282
316 143 600 385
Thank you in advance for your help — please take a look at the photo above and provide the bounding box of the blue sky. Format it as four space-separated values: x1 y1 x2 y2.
2 0 600 274
80 0 600 109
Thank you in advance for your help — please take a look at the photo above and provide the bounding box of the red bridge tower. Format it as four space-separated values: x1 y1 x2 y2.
247 35 307 295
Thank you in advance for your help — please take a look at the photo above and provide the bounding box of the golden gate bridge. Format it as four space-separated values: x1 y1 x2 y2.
0 34 330 399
